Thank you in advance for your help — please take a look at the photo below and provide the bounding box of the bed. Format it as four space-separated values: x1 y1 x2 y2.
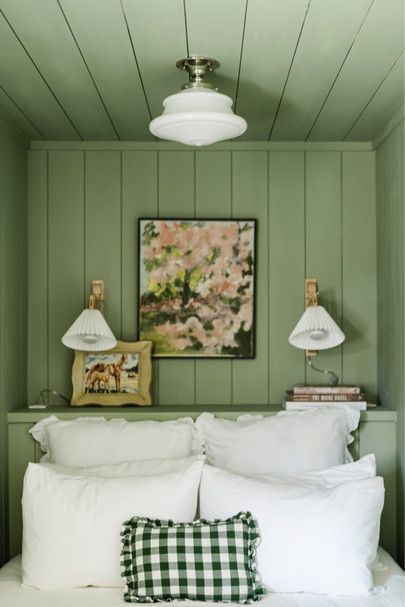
7 406 399 558
3 408 403 605
0 548 403 607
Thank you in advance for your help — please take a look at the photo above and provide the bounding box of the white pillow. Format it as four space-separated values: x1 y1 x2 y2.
196 407 360 474
253 453 376 487
22 460 203 589
29 415 202 466
200 465 384 595
42 453 205 477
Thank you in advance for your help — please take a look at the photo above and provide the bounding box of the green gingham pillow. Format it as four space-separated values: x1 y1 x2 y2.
121 512 265 603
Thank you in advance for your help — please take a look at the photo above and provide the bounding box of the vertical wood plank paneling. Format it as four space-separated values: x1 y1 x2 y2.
394 120 405 569
122 151 158 340
84 152 121 336
27 151 48 403
122 151 158 401
359 421 397 557
378 123 405 407
0 126 27 566
34 441 43 463
342 152 377 400
268 152 306 402
2 138 27 408
348 428 360 461
158 152 196 405
376 120 404 566
194 151 232 404
232 152 268 404
0 133 27 411
8 423 35 557
377 137 394 405
48 151 84 399
305 152 342 384
376 137 389 401
26 145 380 409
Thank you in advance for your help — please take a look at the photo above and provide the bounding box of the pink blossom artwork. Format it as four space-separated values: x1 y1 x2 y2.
138 219 256 358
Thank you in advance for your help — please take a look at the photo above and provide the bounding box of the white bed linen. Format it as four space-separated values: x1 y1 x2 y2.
0 548 403 607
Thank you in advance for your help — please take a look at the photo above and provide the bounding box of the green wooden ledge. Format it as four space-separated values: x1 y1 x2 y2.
7 405 397 423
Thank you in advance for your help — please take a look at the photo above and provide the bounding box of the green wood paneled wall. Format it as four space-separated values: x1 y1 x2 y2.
27 145 377 409
0 118 27 565
376 119 405 566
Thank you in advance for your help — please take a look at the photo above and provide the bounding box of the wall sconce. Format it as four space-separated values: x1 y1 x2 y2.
288 279 345 386
61 280 117 352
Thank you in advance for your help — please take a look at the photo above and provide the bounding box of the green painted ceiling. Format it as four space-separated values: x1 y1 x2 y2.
0 0 403 142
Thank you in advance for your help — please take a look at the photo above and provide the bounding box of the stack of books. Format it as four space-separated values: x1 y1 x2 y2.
283 385 367 411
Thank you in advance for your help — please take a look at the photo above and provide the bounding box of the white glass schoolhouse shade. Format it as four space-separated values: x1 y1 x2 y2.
288 305 345 351
149 88 247 146
149 56 247 147
61 308 117 352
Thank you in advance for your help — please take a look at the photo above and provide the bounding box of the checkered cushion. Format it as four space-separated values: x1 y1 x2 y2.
121 511 265 603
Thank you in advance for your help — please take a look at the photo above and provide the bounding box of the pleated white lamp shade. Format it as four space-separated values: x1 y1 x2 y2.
288 305 345 351
61 309 117 351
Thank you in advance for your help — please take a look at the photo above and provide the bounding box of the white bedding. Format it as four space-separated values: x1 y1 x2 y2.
0 548 403 607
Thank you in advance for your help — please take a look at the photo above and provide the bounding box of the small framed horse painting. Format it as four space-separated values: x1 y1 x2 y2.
71 340 152 406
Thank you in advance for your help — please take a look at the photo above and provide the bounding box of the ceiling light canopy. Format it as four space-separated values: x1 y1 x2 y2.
149 56 247 147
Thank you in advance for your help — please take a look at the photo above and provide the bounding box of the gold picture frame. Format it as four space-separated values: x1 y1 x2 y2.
71 340 152 406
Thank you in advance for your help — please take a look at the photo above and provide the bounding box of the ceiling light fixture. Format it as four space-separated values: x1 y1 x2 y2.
149 56 247 147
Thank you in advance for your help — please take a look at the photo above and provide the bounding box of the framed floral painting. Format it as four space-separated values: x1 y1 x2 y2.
138 218 256 358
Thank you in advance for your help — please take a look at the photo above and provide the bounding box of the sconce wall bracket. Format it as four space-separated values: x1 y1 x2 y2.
304 278 318 357
90 279 104 313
